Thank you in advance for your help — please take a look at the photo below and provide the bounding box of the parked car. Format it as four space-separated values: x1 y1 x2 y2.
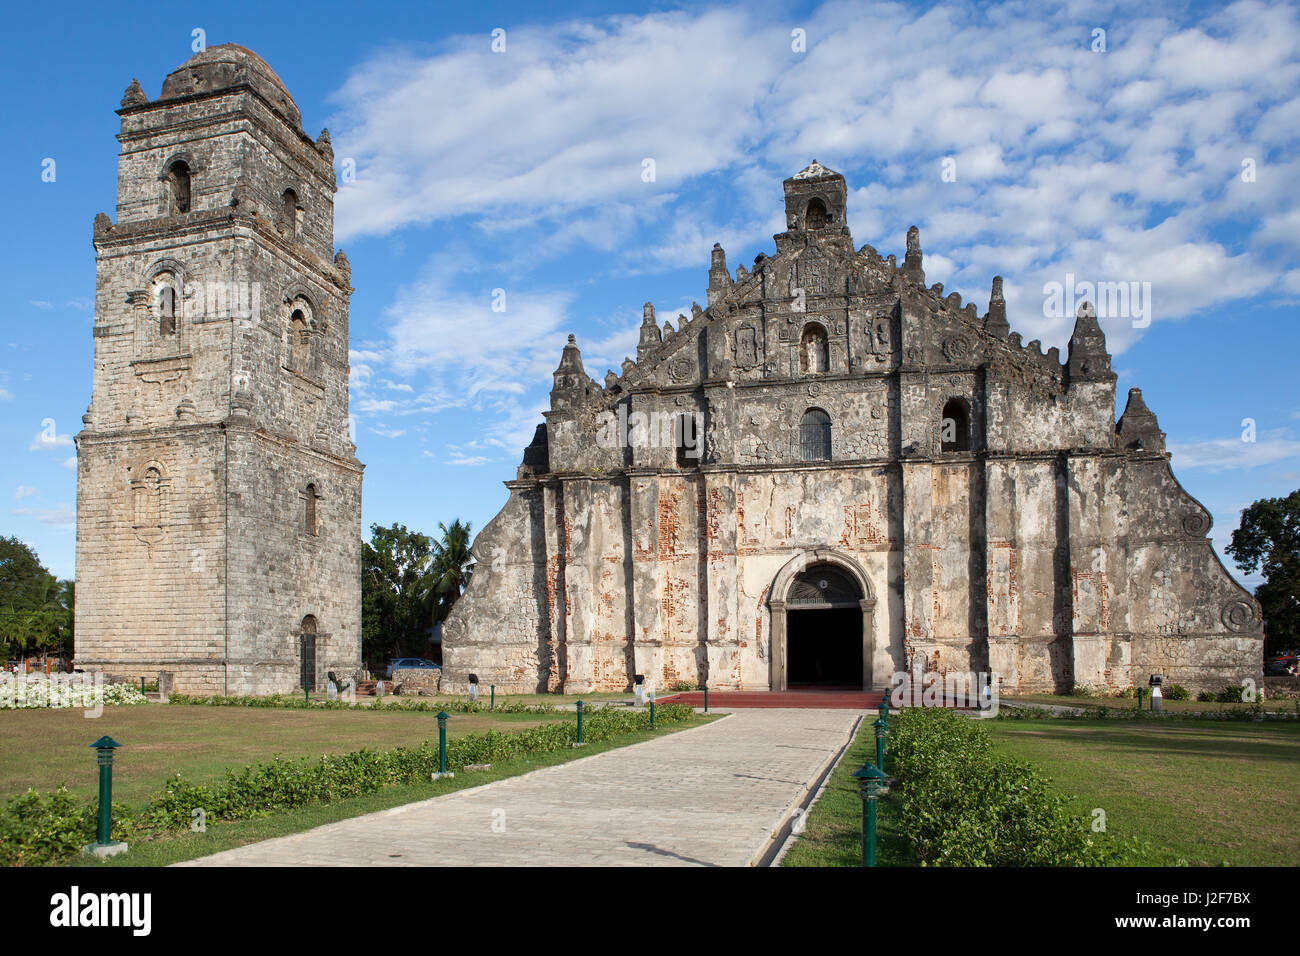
1265 654 1298 676
385 658 442 679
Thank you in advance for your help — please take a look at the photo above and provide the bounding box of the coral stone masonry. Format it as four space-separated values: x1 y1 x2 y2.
74 45 363 694
442 161 1263 697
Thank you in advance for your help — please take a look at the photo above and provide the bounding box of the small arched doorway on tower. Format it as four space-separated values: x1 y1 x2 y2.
768 550 876 691
299 615 318 691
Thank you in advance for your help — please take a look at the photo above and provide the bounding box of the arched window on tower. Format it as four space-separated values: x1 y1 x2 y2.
281 188 299 238
804 197 829 229
304 483 318 535
166 161 191 215
941 397 971 452
799 322 829 374
290 309 311 373
799 408 832 461
157 285 178 336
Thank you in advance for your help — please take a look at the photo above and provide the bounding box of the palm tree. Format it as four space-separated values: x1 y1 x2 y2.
429 519 474 624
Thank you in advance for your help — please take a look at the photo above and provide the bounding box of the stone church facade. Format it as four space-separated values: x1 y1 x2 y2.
74 45 363 695
443 162 1262 696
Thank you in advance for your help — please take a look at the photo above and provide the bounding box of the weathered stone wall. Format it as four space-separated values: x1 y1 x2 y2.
75 46 362 695
445 162 1262 697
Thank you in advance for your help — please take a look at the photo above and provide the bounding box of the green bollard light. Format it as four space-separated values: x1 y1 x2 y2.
140 676 145 694
1137 687 1144 711
852 763 892 868
649 698 656 728
575 699 585 745
490 685 495 709
702 683 708 713
84 736 127 858
433 711 453 780
873 714 887 768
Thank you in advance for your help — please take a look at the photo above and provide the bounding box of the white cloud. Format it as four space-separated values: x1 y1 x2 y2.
328 0 1300 358
61 456 76 471
29 429 73 451
0 388 12 402
14 485 37 500
1169 429 1300 472
370 426 407 439
13 503 75 526
330 9 777 243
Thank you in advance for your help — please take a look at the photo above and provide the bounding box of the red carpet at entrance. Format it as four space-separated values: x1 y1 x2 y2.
655 689 886 709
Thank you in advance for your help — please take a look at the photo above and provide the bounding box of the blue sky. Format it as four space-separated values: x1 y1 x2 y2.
2 0 1298 588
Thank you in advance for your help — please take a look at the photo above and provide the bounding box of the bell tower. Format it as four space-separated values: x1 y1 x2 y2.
75 45 363 694
782 160 851 239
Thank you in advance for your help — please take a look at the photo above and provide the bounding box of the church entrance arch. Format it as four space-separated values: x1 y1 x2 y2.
769 551 875 691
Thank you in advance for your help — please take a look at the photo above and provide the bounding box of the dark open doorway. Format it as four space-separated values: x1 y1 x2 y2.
786 564 864 689
787 608 863 688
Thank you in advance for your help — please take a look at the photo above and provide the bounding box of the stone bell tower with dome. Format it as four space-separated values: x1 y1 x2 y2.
74 44 363 694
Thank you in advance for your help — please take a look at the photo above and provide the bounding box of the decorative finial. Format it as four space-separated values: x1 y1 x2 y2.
121 78 148 108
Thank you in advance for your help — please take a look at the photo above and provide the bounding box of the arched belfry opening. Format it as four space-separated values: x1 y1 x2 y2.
769 550 876 691
804 197 829 229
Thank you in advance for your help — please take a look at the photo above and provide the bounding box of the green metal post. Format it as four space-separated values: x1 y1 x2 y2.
576 699 584 743
437 711 449 775
140 676 145 694
90 736 121 846
1137 687 1144 710
304 685 309 703
874 717 886 768
649 699 656 728
703 683 708 713
864 798 877 867
490 685 495 709
853 764 890 869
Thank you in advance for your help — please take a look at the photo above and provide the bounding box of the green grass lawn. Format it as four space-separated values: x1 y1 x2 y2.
1005 693 1299 714
780 717 912 867
986 718 1300 866
0 704 563 806
783 713 1300 867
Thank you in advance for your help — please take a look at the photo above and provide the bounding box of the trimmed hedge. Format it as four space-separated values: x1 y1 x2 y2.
0 702 693 866
889 707 1137 866
170 692 569 716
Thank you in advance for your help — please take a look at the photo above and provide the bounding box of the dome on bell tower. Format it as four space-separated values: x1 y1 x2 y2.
158 44 302 130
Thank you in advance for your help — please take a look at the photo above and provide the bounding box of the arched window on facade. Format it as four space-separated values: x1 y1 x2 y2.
799 408 832 461
805 197 829 229
941 397 971 452
675 413 702 468
167 161 191 215
157 285 178 336
304 483 318 535
799 322 829 374
281 188 299 238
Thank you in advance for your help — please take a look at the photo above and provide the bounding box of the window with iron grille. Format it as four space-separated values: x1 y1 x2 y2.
799 408 832 461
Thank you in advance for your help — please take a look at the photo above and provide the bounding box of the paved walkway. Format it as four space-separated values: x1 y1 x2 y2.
177 708 861 867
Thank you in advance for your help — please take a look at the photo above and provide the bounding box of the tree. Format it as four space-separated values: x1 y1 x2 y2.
361 523 435 670
1226 489 1300 657
430 519 474 625
0 537 73 662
